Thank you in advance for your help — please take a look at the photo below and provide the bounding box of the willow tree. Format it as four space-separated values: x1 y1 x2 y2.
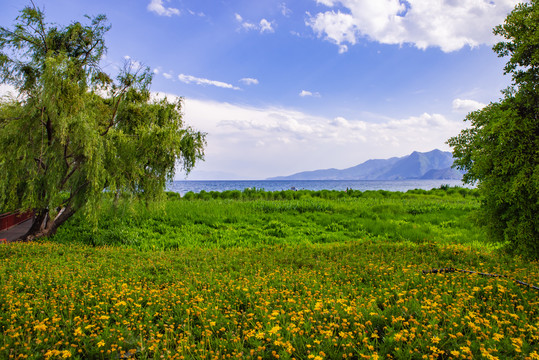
0 4 206 240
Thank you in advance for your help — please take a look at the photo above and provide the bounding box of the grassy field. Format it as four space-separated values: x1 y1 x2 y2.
51 188 485 251
1 188 538 359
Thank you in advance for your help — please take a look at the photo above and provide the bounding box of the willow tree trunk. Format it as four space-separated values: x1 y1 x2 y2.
15 206 76 242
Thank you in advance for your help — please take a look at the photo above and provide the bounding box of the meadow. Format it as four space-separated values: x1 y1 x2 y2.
0 188 538 359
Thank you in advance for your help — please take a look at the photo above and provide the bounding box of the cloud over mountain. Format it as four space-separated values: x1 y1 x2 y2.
180 98 466 179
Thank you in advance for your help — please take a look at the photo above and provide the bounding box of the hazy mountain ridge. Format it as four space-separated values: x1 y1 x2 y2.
268 149 463 180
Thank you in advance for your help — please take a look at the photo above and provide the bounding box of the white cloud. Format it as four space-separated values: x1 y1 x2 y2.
123 55 143 71
178 74 240 90
235 13 276 34
187 9 205 17
240 78 259 85
259 19 275 33
299 90 321 97
452 98 487 112
330 116 366 130
0 84 18 99
163 72 173 79
243 22 257 31
308 10 358 45
235 13 256 30
317 0 336 6
338 44 348 54
176 97 465 179
280 3 292 16
147 0 180 17
307 0 520 52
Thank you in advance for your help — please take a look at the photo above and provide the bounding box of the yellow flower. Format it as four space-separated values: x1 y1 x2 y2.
61 350 72 358
269 326 281 335
97 340 105 348
99 315 110 320
34 323 47 332
431 336 441 344
74 327 83 337
511 337 523 347
45 350 61 359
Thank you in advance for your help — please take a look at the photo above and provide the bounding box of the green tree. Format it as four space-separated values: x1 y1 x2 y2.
0 3 206 240
448 0 538 257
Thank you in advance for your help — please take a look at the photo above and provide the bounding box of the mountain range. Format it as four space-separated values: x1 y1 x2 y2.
267 149 463 180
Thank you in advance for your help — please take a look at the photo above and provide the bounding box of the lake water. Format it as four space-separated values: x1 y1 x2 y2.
168 179 469 196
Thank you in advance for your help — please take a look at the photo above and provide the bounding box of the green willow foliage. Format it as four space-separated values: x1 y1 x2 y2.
448 1 538 258
0 4 206 240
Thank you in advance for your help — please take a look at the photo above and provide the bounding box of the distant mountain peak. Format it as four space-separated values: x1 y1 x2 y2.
267 149 462 181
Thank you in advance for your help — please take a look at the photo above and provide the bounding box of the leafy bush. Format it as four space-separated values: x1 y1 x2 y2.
448 1 539 258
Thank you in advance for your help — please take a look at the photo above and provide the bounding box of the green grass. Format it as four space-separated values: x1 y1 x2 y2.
51 188 486 251
1 188 538 360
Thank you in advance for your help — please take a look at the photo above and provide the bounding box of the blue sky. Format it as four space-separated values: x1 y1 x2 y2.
0 0 520 179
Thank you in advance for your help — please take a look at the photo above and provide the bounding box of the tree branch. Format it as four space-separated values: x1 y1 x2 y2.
59 161 80 189
34 157 46 171
29 0 48 53
62 180 89 207
81 39 101 65
45 117 53 145
63 140 70 169
100 87 127 136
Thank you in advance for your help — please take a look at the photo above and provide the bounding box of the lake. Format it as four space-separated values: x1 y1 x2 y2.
168 179 470 196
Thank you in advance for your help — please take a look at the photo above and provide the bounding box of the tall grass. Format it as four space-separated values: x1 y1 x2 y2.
52 188 486 251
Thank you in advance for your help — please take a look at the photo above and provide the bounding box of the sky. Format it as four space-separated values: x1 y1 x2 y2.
0 0 521 179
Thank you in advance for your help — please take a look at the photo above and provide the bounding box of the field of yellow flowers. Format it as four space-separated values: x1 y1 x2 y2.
1 189 538 359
